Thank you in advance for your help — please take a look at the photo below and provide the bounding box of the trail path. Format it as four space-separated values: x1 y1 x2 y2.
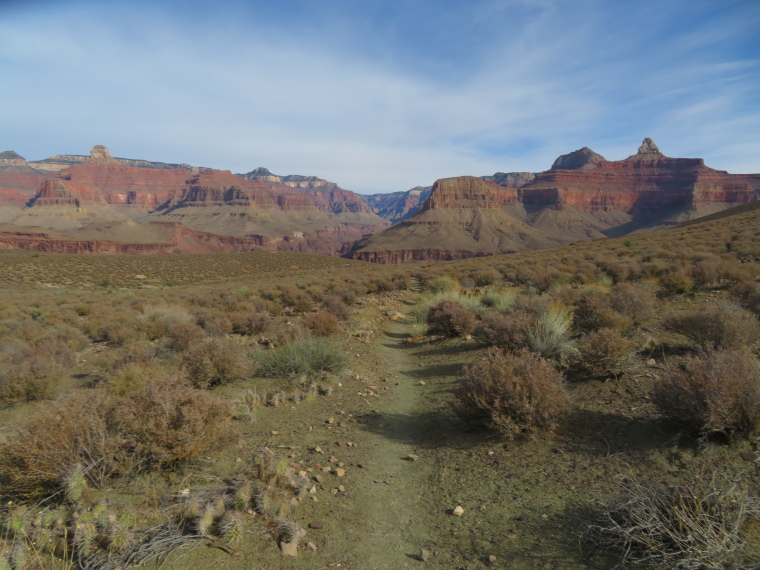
345 318 436 568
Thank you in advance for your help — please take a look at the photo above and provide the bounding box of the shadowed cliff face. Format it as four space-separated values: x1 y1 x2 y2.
348 139 760 264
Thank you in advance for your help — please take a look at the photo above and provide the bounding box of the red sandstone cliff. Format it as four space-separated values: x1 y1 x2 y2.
348 139 760 264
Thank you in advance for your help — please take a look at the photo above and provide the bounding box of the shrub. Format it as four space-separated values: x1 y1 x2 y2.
256 337 346 378
183 337 251 388
453 349 570 439
426 300 476 337
573 292 631 333
425 275 460 294
230 311 270 336
474 309 532 352
663 304 759 351
526 306 576 362
730 281 760 315
137 304 194 340
659 270 693 295
0 382 237 497
575 328 635 378
165 321 205 352
585 469 760 568
609 282 656 324
469 268 500 287
479 290 516 312
320 295 351 321
652 350 760 439
302 311 341 336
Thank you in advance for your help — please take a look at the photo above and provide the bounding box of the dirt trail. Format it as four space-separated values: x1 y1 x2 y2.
345 319 436 567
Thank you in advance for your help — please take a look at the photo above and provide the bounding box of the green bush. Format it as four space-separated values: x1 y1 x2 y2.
453 348 570 439
256 337 346 378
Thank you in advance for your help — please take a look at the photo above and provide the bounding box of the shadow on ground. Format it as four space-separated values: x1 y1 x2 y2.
357 409 501 450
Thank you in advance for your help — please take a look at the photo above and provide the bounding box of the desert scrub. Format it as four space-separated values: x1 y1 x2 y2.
182 337 251 388
424 275 460 294
137 303 194 340
256 337 346 378
584 468 760 568
426 300 476 337
652 350 760 439
479 289 516 312
302 311 342 336
526 305 577 363
663 303 759 351
473 309 532 352
0 381 237 497
453 348 570 439
575 328 636 378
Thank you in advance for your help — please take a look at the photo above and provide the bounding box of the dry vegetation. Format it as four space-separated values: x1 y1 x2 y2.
0 206 759 567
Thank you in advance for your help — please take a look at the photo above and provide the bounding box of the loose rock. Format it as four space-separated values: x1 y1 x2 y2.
452 505 465 517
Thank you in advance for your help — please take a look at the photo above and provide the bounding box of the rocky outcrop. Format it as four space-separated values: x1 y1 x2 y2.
349 139 760 264
482 172 536 188
0 152 51 207
551 147 607 170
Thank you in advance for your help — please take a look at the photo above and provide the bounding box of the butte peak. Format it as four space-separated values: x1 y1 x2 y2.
551 146 607 170
89 145 114 161
637 137 662 155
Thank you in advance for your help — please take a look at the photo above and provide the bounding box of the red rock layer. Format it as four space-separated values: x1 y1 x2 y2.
351 249 496 264
423 177 517 210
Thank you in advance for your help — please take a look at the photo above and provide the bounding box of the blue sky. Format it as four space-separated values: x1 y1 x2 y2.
1 0 758 193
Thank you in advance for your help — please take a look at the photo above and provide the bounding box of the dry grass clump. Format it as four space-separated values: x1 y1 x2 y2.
425 275 460 294
182 337 251 388
584 468 760 568
573 291 632 333
302 311 342 336
575 328 635 378
230 311 270 336
320 295 351 321
659 270 694 295
453 348 570 439
526 306 576 363
663 303 759 351
652 350 760 439
256 337 346 378
426 300 476 337
0 380 237 497
609 282 657 324
138 304 195 340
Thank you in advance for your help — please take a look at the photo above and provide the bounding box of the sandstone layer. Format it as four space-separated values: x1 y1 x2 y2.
349 139 760 263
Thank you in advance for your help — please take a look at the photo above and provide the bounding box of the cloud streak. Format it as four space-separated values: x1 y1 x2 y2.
0 0 757 193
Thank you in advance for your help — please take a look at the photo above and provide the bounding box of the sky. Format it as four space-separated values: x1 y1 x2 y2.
1 0 758 194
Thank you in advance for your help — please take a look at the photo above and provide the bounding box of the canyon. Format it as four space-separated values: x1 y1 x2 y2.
1 139 758 260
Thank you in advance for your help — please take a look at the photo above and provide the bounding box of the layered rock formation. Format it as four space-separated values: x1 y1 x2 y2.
349 139 760 263
0 146 388 255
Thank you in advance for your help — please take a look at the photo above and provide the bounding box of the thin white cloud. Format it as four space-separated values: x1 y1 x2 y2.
0 0 757 192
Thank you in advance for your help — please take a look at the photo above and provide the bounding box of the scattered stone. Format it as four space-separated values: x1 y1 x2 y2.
741 452 759 462
487 451 494 456
336 441 345 447
347 441 355 447
331 488 339 495
419 548 431 562
488 554 498 565
647 358 657 366
452 505 465 517
299 470 307 478
307 541 318 551
314 474 323 483
330 455 339 464
338 485 345 493
334 467 346 477
322 466 332 472
418 380 426 385
290 497 299 506
338 421 346 427
271 430 279 435
308 521 326 530
280 540 298 557
328 417 335 424
314 446 323 453
308 486 317 495
405 454 420 462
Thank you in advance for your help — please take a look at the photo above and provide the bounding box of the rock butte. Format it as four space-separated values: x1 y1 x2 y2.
1 139 758 258
348 138 760 263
